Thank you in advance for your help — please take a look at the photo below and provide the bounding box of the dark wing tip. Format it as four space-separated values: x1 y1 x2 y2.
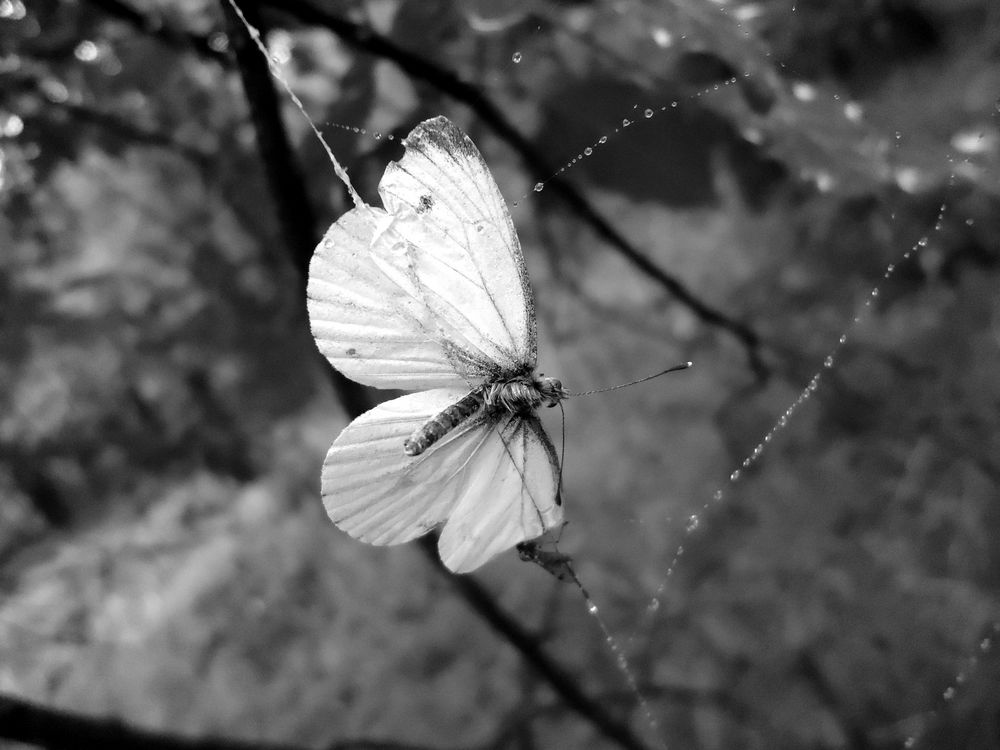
404 116 477 162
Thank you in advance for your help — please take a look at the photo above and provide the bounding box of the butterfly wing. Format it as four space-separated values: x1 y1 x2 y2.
438 414 562 573
322 390 562 573
307 116 537 391
307 205 470 390
378 117 537 377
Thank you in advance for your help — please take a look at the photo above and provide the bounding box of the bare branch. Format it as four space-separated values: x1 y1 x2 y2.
0 692 305 750
419 537 652 750
221 0 373 418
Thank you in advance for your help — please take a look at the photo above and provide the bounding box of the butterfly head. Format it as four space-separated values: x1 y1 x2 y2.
535 374 568 408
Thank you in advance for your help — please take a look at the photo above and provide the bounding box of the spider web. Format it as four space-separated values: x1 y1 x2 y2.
235 1 1000 746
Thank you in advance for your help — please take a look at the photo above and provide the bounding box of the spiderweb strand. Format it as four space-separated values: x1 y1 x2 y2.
225 0 363 208
518 544 668 750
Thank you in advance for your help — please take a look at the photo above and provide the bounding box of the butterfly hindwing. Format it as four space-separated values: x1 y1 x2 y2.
322 390 562 573
438 414 562 573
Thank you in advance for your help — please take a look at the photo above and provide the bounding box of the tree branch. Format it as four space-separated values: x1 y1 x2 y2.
0 693 304 750
419 538 650 750
221 0 372 419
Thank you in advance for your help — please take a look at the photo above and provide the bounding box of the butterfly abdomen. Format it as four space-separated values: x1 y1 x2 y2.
403 389 487 456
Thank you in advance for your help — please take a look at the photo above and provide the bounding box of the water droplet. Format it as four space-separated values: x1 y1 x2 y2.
943 687 956 701
511 51 522 63
0 113 23 137
895 131 902 142
729 470 741 482
670 101 678 108
792 81 817 102
584 146 593 156
587 603 599 615
871 288 879 298
651 27 672 47
843 101 863 122
373 131 382 140
981 638 992 651
824 356 834 368
838 334 847 345
74 40 100 62
598 135 608 144
622 118 632 127
644 108 654 119
712 489 723 502
533 182 544 192
648 598 660 612
686 514 700 532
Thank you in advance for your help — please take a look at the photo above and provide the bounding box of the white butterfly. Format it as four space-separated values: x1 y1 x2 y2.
307 116 566 573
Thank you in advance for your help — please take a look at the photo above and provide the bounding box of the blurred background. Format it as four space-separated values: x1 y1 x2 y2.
2 1 999 748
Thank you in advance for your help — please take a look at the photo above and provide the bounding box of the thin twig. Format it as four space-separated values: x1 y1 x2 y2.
420 537 651 750
222 0 372 418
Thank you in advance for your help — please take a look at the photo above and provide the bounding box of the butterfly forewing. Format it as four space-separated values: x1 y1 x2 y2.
378 116 537 377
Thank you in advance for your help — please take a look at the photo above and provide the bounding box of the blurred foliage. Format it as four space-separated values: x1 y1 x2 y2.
1 0 999 749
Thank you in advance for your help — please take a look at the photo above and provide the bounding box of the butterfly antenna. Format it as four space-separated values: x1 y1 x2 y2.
568 361 692 397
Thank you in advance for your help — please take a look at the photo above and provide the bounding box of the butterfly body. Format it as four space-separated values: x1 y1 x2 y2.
308 116 565 573
404 373 567 456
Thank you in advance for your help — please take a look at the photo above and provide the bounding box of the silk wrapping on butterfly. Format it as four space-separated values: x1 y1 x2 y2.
307 116 567 573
